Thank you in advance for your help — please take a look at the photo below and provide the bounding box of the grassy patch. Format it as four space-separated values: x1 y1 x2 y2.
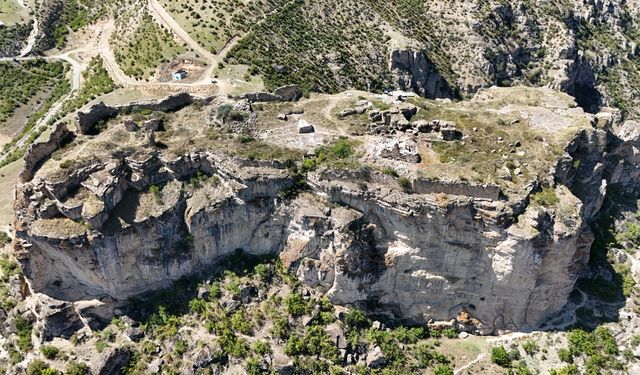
114 13 187 80
62 56 117 113
531 187 559 207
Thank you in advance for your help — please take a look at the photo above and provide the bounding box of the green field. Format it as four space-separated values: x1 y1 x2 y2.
0 59 67 126
0 0 29 26
113 13 187 80
159 0 287 54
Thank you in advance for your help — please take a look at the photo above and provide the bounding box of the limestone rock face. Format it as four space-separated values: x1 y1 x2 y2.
390 49 453 99
13 105 640 334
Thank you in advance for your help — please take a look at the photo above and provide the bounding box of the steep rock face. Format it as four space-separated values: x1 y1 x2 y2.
389 50 453 99
291 176 587 332
15 153 293 299
13 102 640 334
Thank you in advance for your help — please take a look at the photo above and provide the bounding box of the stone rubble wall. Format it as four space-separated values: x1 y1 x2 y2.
75 93 204 135
19 123 72 183
412 178 502 200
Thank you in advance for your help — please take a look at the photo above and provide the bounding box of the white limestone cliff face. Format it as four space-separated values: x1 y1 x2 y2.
12 110 640 334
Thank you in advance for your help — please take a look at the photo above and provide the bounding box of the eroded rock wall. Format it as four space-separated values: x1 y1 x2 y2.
13 112 640 333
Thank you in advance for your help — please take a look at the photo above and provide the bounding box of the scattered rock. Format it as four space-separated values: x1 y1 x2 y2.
277 113 288 121
376 138 421 163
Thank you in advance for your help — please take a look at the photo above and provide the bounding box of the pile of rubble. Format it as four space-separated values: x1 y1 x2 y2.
340 101 463 141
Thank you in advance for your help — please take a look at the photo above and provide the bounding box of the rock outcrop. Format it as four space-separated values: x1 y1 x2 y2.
390 49 453 99
19 122 72 183
244 85 303 103
76 93 198 135
13 94 640 335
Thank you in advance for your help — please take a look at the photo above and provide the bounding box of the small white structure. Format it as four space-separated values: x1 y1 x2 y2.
298 120 315 134
172 70 186 81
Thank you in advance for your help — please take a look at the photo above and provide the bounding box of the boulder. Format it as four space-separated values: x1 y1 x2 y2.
274 84 303 101
123 120 139 132
325 323 348 349
366 346 387 368
277 113 288 121
398 104 418 120
298 120 315 134
36 295 85 341
441 124 463 141
143 118 162 131
368 110 382 122
91 346 132 375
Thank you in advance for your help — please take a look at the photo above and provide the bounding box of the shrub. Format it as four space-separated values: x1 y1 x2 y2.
175 339 188 355
441 327 458 339
253 264 273 280
522 340 539 355
216 104 233 121
531 186 559 207
285 292 310 317
382 167 399 177
251 340 272 356
549 364 579 375
491 346 511 367
343 309 370 331
14 315 33 352
398 176 412 190
40 345 60 359
0 231 10 246
65 361 90 375
433 364 453 375
26 360 59 375
557 348 572 363
59 159 75 169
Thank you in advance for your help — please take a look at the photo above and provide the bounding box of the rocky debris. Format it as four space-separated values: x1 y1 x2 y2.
191 344 222 369
91 347 132 375
76 93 198 135
123 120 139 132
35 295 85 341
366 346 387 368
238 285 258 304
244 84 303 103
375 138 422 163
456 310 485 334
298 120 315 134
367 115 461 140
19 122 72 182
340 100 371 117
277 113 288 121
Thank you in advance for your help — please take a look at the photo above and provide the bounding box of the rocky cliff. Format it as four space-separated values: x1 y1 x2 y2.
12 88 640 335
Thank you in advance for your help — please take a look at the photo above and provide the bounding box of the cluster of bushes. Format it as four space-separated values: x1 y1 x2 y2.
117 252 458 374
114 14 186 80
62 57 116 113
0 60 66 126
225 0 392 93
